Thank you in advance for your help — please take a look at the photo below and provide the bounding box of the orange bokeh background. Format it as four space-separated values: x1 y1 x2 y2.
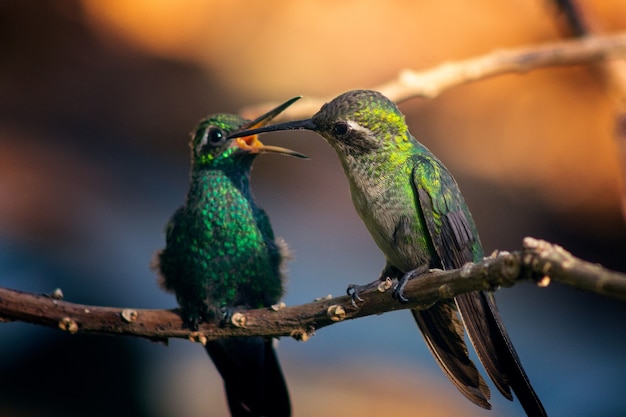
1 1 625 416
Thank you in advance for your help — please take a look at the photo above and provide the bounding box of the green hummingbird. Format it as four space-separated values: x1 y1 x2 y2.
229 90 547 416
153 96 306 417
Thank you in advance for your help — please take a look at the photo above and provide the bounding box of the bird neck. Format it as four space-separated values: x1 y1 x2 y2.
187 164 255 208
336 138 413 183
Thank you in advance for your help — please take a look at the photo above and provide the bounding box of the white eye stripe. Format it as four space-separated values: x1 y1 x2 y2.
199 127 226 147
347 121 379 145
327 120 380 153
195 127 227 157
347 121 372 136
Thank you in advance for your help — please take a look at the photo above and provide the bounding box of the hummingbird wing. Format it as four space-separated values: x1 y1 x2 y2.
206 337 291 417
254 207 290 286
153 206 185 293
411 154 547 417
410 303 491 409
403 155 490 408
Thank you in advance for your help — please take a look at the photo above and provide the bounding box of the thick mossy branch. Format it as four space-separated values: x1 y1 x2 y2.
0 238 624 344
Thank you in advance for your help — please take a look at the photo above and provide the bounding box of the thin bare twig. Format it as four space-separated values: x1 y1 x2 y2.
550 1 626 220
0 239 624 345
242 32 626 121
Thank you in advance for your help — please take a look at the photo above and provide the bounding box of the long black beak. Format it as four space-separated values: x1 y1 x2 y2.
228 118 318 140
240 96 303 130
233 97 309 158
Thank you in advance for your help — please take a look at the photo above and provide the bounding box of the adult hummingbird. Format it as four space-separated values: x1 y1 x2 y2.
154 96 306 417
229 90 547 416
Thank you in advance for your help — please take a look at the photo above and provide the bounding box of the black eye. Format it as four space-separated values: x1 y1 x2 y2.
332 121 349 136
206 127 225 144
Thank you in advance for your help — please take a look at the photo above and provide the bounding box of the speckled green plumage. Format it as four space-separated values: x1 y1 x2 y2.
154 111 293 417
310 90 482 274
316 91 544 416
156 113 286 326
229 90 546 417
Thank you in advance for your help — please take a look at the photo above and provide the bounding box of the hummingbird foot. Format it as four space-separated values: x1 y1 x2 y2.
179 302 220 331
219 307 238 324
347 279 388 307
393 264 430 303
183 312 203 331
218 306 255 328
346 284 366 307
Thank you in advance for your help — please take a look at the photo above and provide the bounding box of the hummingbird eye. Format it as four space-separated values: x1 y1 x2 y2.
206 127 226 145
332 121 349 137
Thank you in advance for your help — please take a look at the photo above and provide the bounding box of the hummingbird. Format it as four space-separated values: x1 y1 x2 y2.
153 96 306 417
229 90 547 416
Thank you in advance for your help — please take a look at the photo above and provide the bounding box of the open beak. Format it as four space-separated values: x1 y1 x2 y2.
229 118 318 140
234 96 309 159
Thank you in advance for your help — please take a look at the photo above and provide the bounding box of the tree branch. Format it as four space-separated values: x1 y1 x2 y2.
0 239 624 345
241 32 626 121
550 1 626 220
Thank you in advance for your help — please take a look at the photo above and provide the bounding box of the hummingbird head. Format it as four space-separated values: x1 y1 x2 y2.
191 96 307 168
228 90 411 159
311 90 410 155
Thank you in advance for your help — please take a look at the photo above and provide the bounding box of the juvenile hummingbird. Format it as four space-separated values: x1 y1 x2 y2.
154 97 306 417
229 90 547 416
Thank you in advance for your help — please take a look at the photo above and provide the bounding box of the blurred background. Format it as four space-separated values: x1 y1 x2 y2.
1 1 625 416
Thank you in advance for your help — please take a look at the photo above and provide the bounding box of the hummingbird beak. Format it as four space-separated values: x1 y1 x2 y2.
229 118 318 139
234 97 309 159
234 136 309 158
240 96 302 130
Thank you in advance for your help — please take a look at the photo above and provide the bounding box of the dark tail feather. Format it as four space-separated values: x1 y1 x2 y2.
411 302 491 409
456 291 547 417
206 337 291 417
